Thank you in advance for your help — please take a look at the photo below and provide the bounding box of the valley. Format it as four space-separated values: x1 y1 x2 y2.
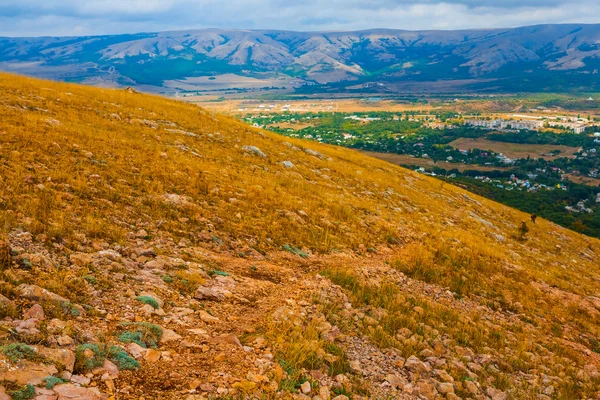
200 102 600 239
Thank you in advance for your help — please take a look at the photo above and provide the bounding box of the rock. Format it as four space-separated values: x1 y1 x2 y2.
349 359 362 373
195 286 223 301
126 342 147 359
301 381 312 394
57 335 73 346
199 310 220 323
242 146 267 158
160 329 182 344
34 347 76 373
486 387 507 400
282 161 295 169
215 334 243 349
385 374 406 389
405 356 431 374
199 383 215 392
145 349 161 363
69 375 91 386
437 382 454 394
0 358 57 385
319 387 331 400
464 380 478 394
53 384 103 400
417 381 437 400
0 294 15 309
332 396 349 400
18 284 68 303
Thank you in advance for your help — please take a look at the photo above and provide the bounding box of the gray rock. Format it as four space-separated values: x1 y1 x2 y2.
242 146 267 158
282 161 295 169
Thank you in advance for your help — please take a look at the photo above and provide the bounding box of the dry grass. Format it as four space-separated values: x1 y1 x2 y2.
1 72 600 396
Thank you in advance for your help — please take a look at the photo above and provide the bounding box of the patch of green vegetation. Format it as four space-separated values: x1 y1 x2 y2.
8 384 35 400
43 376 66 389
135 295 159 309
84 275 98 285
161 275 174 283
118 322 163 348
208 269 229 277
283 244 309 259
1 343 43 363
75 343 140 373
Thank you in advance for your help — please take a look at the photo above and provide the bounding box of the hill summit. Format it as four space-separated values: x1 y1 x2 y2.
0 73 599 399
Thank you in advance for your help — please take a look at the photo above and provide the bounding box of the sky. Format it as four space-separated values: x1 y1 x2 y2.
0 0 598 37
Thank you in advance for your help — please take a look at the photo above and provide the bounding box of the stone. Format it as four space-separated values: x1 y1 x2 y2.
160 329 182 344
126 342 147 359
301 381 311 394
215 334 243 349
405 356 431 374
199 310 220 323
18 284 68 303
464 380 478 394
0 358 57 385
242 146 267 158
21 303 42 320
282 161 295 169
0 294 15 309
417 381 437 400
69 375 91 385
437 382 454 394
57 335 74 346
53 384 103 400
349 360 361 373
332 396 349 400
145 349 161 363
34 347 76 373
199 383 215 392
319 387 331 400
486 387 507 400
195 286 223 301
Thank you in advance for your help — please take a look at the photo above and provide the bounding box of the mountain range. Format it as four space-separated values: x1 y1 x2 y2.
1 24 600 93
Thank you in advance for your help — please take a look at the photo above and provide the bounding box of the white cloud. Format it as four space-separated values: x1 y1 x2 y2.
0 0 599 36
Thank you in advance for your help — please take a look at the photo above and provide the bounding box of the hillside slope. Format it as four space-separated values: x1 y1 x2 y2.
2 24 600 92
0 73 599 399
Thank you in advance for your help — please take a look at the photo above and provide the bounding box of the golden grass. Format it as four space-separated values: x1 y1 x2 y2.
1 72 600 395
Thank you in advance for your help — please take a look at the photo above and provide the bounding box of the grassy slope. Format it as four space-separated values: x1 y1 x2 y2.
1 73 600 396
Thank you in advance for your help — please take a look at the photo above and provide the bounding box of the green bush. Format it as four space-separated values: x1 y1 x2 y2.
118 322 163 348
43 376 66 389
1 343 42 363
8 384 35 400
75 343 140 373
135 295 159 309
283 244 309 259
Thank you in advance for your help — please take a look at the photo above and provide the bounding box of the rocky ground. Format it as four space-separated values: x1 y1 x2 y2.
2 226 599 400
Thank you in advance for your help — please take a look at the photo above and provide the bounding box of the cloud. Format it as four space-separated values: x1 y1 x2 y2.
0 0 599 37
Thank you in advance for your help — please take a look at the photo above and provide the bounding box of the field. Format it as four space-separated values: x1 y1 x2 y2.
163 73 297 93
361 151 513 172
450 137 580 160
190 98 433 114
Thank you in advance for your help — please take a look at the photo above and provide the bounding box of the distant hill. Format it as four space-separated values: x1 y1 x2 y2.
2 25 600 93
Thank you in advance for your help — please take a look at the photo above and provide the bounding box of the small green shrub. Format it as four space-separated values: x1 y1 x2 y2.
135 295 159 309
8 384 35 400
75 343 140 373
207 269 229 277
118 322 163 348
283 244 308 259
43 376 66 389
1 343 42 363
